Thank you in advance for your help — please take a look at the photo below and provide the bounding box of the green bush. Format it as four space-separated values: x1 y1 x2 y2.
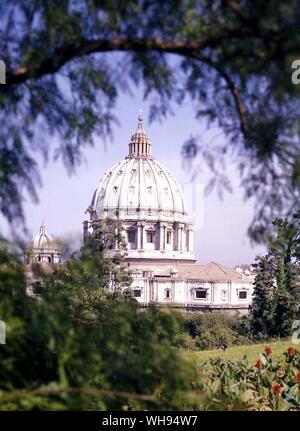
172 332 197 351
0 242 196 411
176 313 252 351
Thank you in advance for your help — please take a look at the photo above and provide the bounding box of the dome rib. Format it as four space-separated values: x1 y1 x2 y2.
91 159 120 213
145 157 159 210
155 160 176 213
117 159 130 211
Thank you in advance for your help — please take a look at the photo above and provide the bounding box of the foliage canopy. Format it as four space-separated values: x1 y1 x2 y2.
0 1 299 240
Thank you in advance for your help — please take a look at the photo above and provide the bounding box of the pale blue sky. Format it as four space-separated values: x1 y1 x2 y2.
2 89 266 266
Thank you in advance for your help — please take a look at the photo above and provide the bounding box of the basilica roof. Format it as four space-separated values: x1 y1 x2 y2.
128 261 251 282
176 262 249 282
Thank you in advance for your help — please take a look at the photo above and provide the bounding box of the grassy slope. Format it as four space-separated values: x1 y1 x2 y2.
184 340 299 366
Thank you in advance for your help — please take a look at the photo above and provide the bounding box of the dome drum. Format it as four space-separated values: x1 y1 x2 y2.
84 218 194 261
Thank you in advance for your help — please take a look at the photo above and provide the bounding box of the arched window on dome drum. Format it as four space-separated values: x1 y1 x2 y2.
166 231 172 244
127 230 136 244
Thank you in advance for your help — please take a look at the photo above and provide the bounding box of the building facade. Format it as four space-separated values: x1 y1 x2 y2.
25 114 255 312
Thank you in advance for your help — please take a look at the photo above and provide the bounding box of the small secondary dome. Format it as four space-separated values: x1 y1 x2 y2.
26 223 62 264
30 224 56 250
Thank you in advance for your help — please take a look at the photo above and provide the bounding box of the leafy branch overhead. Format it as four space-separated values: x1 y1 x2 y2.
0 0 300 239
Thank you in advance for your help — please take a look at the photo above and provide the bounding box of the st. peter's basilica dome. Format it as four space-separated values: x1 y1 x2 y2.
84 113 195 262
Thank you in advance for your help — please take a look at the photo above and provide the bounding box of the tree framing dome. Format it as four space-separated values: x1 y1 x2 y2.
84 113 195 262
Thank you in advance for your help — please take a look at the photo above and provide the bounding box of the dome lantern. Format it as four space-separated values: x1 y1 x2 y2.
128 110 152 158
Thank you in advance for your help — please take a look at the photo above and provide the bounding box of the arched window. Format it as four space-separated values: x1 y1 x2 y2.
48 256 52 263
165 288 171 299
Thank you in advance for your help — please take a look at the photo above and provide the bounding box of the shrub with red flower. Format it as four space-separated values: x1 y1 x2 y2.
272 384 282 395
255 360 262 369
194 347 300 411
264 346 272 356
287 347 295 358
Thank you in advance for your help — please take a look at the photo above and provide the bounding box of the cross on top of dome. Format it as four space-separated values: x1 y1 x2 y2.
137 109 144 132
128 111 152 158
39 222 47 235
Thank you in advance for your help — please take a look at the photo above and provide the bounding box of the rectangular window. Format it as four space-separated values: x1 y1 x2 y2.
195 289 207 299
127 230 136 243
133 289 141 298
147 232 154 243
166 231 171 244
239 291 247 299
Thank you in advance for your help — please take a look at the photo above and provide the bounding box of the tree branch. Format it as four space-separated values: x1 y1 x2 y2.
4 31 245 86
1 32 271 137
211 64 249 136
0 386 162 405
188 52 249 135
225 0 251 23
